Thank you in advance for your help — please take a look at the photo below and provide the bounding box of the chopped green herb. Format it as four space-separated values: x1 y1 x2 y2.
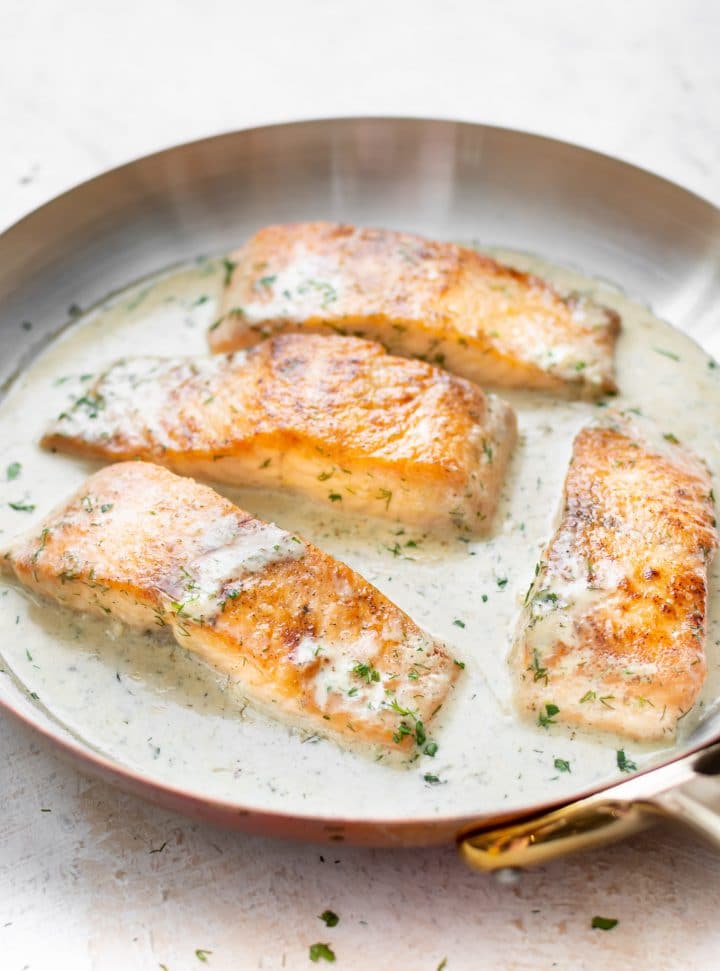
414 720 427 747
452 619 465 628
424 741 439 757
319 910 339 928
309 943 336 963
317 470 333 481
496 577 508 589
352 662 380 684
392 722 413 744
424 773 440 784
328 493 342 502
305 280 338 307
531 650 548 684
579 690 596 703
538 703 560 728
32 527 50 563
259 458 271 469
574 361 586 371
257 274 277 289
195 949 212 962
100 503 114 513
437 960 448 971
591 916 618 931
553 758 571 773
663 432 679 444
481 594 488 602
6 462 21 481
537 590 558 604
221 258 237 286
483 441 493 462
376 487 392 510
453 659 465 669
616 750 637 773
9 500 35 513
653 347 679 361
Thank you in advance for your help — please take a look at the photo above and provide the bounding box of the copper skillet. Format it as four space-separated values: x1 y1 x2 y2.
2 116 720 873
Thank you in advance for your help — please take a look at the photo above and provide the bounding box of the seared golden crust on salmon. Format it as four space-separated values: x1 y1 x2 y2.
211 222 620 397
1 463 458 752
511 415 717 741
42 334 517 534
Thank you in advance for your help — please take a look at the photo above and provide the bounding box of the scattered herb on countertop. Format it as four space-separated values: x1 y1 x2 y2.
9 500 35 513
309 942 336 963
591 916 618 931
319 910 339 927
553 758 571 773
195 949 212 962
6 462 21 480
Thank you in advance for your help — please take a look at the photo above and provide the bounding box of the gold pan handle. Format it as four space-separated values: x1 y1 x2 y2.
459 741 720 873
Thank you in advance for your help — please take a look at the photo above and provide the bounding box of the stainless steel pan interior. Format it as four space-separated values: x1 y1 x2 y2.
1 117 720 857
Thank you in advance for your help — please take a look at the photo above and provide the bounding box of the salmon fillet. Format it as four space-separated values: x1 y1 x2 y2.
211 222 620 398
42 334 517 534
1 462 459 752
511 415 717 741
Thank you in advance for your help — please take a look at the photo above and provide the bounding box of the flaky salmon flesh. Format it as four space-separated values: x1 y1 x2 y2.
211 222 620 398
42 334 517 534
1 462 459 752
511 415 718 741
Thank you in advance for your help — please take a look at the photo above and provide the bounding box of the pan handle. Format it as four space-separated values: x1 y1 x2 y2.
458 741 720 873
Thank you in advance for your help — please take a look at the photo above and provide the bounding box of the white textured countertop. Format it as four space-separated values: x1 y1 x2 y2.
1 1 719 968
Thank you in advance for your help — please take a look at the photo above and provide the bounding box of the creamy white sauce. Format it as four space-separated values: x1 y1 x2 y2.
2 251 720 822
240 255 345 327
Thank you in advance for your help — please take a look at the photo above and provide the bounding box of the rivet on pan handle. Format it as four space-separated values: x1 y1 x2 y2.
458 740 720 873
